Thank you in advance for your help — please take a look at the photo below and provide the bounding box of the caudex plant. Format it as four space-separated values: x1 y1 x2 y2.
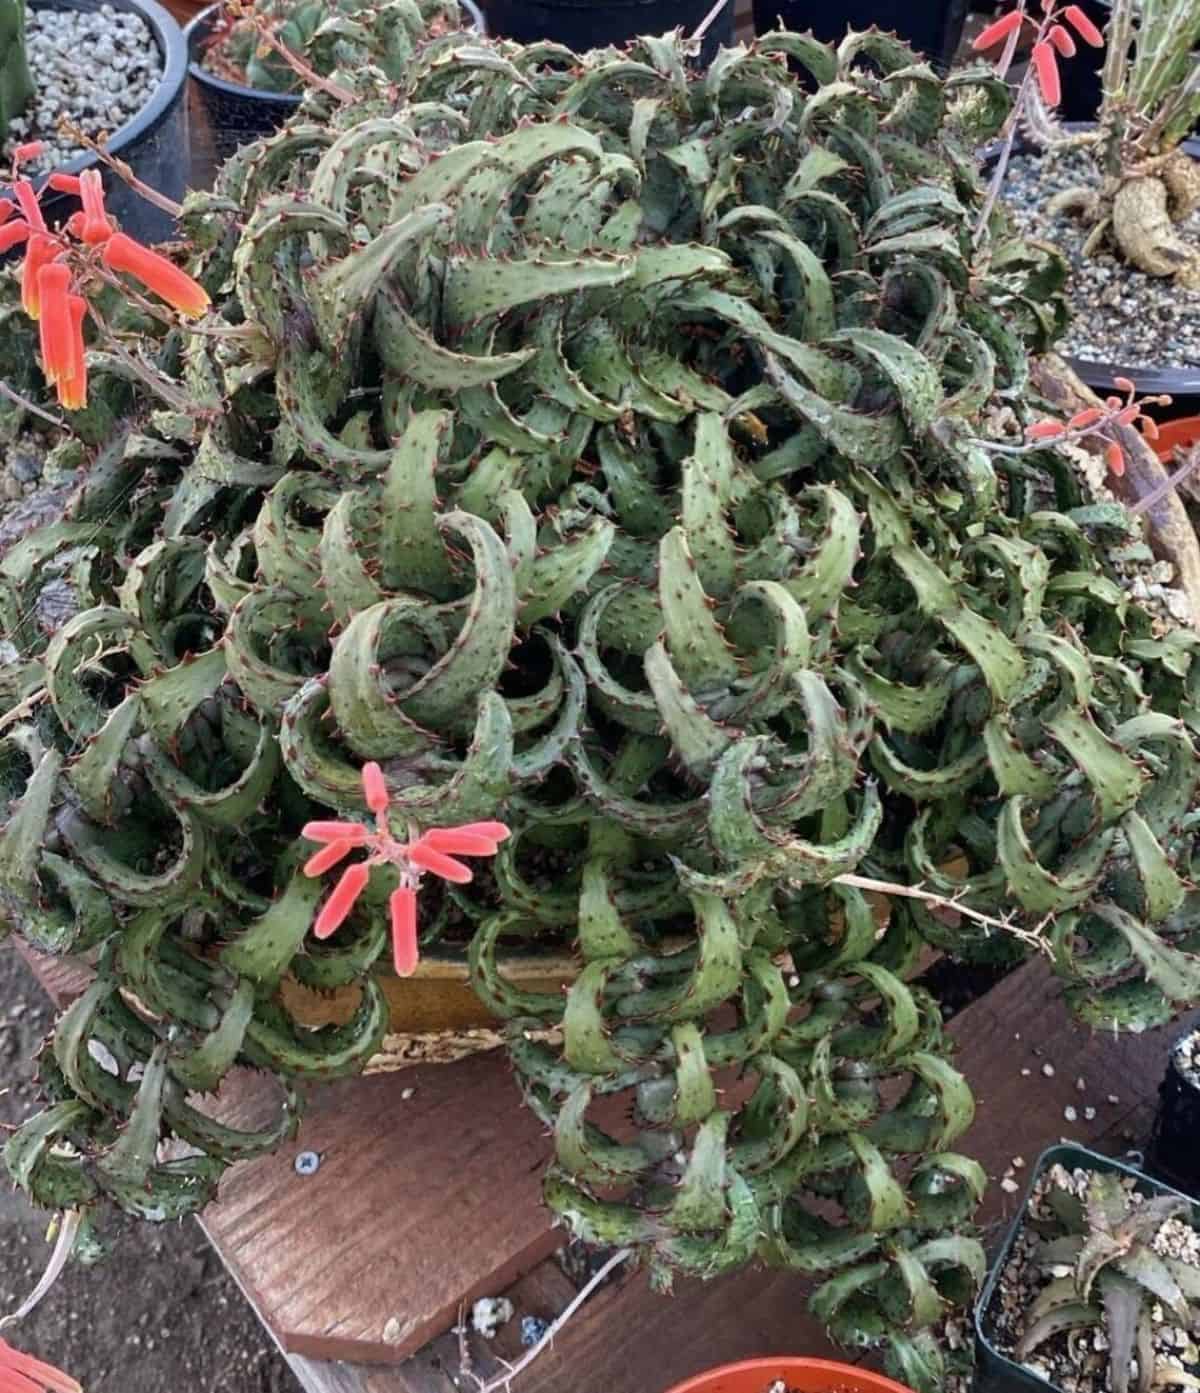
974 0 1200 286
4 17 1200 1392
1000 1165 1200 1393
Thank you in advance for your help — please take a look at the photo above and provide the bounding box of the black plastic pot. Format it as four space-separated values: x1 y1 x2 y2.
1148 1029 1200 1197
1065 132 1200 413
751 0 968 71
185 0 486 169
974 1143 1200 1393
477 0 733 65
184 6 301 168
20 0 188 245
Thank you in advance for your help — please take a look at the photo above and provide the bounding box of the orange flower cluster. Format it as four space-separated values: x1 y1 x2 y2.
973 1 1104 108
302 764 511 978
1025 376 1172 477
1 148 210 411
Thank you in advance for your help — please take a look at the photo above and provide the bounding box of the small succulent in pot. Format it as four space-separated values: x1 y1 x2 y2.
990 1160 1200 1393
199 0 467 93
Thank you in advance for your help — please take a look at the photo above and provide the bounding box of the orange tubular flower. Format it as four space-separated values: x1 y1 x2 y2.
1031 40 1062 106
972 7 1022 50
1106 441 1126 477
0 220 30 253
0 1336 81 1393
101 231 210 318
301 764 510 977
56 294 89 411
390 886 419 977
36 262 73 388
1047 22 1076 56
46 172 82 195
1026 419 1066 439
21 233 62 319
1063 2 1104 44
0 198 14 225
313 863 371 938
12 179 46 234
77 169 112 245
11 140 46 165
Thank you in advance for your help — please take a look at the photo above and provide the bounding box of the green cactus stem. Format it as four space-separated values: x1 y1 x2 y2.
0 0 34 146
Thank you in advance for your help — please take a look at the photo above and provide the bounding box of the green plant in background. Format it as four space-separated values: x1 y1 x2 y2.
0 0 34 146
1012 1168 1200 1393
1024 0 1200 285
2 20 1200 1389
208 0 466 93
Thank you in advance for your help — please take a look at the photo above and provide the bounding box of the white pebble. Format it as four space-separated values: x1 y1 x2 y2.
1042 1063 1055 1078
2 7 162 174
1064 1105 1078 1122
471 1297 514 1339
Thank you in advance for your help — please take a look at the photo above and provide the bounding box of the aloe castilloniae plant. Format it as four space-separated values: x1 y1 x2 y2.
3 21 1200 1386
0 0 34 145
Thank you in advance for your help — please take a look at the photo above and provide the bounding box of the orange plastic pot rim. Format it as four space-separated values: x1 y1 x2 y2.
1155 416 1200 465
662 1357 915 1393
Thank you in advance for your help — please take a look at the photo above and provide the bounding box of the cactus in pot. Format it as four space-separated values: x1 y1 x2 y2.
200 0 469 93
3 23 1200 1387
0 0 34 144
979 0 1200 287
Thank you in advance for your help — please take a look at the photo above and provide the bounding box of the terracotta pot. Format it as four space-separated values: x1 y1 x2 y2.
1153 416 1200 466
663 1358 915 1393
281 947 577 1034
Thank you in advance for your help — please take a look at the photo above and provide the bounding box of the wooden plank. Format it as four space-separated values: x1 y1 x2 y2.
282 1264 579 1393
943 958 1195 1234
199 1050 565 1364
12 944 91 1007
10 945 566 1368
15 942 1193 1391
455 958 1191 1393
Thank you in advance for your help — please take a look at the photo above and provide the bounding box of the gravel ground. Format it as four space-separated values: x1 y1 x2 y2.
0 5 162 174
0 946 302 1393
1005 147 1200 372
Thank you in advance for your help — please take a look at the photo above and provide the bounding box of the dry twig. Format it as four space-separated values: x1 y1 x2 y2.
832 872 1053 953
